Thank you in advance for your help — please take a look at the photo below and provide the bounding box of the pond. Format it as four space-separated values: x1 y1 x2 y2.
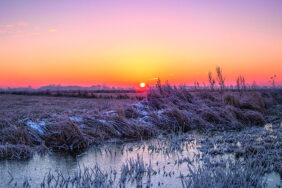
0 131 281 187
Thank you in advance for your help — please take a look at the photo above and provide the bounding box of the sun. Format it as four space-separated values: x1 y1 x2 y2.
139 82 146 88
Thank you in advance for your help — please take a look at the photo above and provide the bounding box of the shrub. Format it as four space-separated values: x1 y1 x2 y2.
0 144 34 160
239 93 265 112
124 107 139 118
223 93 239 107
0 126 31 145
44 121 89 153
200 108 224 124
244 110 265 125
162 107 192 132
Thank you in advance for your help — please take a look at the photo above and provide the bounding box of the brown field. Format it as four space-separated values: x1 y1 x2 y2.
0 86 281 160
0 87 281 187
0 94 136 122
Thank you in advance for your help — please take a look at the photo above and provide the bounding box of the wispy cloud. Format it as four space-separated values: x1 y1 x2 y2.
34 26 40 30
5 24 13 28
17 22 29 27
31 32 40 35
16 30 23 33
0 30 7 34
48 29 57 32
0 22 32 37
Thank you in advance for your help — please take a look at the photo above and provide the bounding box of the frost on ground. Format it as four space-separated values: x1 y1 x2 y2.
0 87 281 160
3 125 281 188
26 120 46 135
69 116 84 123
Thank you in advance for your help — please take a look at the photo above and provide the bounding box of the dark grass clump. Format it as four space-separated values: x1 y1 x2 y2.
0 121 34 160
223 93 240 107
0 126 31 145
0 144 33 160
41 117 158 154
144 82 281 132
239 92 265 112
44 121 90 153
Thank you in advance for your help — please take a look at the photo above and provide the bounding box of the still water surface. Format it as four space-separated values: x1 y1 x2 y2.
0 135 280 187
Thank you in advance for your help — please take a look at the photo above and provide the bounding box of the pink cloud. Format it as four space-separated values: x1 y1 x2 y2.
5 24 13 28
34 26 40 30
31 32 40 35
0 30 7 34
17 22 29 27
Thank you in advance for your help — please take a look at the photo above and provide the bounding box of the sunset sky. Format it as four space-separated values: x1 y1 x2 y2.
0 0 281 88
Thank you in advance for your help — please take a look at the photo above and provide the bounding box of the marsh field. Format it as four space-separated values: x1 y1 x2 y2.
0 86 281 188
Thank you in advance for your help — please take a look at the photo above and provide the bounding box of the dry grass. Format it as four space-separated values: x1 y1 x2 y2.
0 86 281 160
0 95 138 158
0 89 146 101
181 157 267 188
0 144 33 160
146 84 281 131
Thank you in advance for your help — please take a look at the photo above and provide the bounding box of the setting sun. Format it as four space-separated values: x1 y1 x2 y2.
140 82 146 88
0 1 281 187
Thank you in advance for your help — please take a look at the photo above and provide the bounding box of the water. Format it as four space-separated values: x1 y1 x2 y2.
0 134 281 187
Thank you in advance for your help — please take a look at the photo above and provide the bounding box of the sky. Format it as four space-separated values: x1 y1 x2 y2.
0 0 281 88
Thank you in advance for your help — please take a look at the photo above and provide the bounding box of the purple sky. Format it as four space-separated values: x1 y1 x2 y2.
0 0 281 87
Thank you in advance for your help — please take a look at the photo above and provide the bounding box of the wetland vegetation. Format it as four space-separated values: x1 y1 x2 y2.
0 82 281 187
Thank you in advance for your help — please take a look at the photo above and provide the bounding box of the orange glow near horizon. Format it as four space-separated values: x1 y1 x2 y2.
0 1 281 88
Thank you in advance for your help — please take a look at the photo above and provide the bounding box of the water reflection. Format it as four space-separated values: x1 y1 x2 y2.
0 134 280 187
